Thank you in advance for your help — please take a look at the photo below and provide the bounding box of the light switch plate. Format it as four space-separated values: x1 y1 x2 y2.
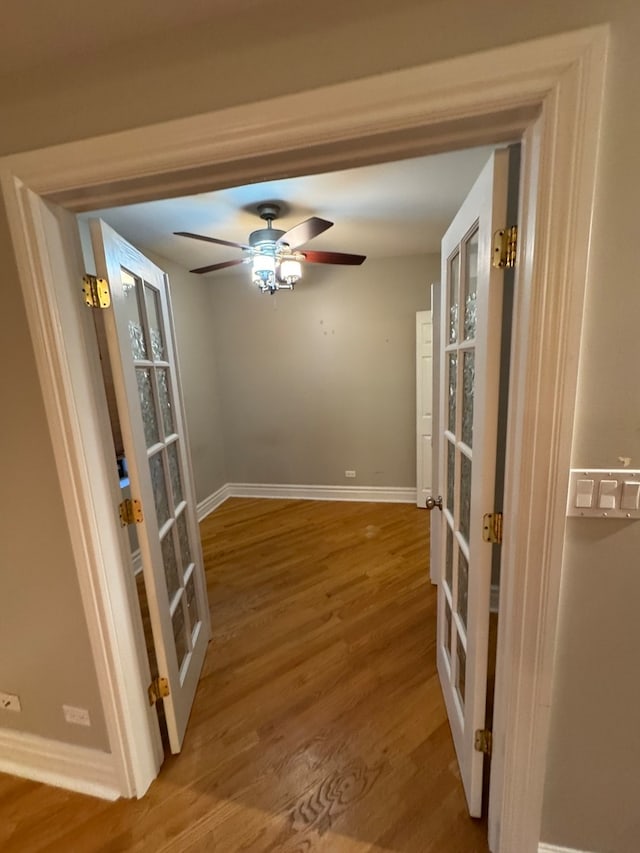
567 469 640 518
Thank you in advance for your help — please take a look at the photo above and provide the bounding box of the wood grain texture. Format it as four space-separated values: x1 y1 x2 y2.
0 499 488 852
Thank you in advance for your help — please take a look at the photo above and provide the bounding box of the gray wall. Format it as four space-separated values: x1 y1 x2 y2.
0 204 108 750
0 3 639 849
208 255 433 487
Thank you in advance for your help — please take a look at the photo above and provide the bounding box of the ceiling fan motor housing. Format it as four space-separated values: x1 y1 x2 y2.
250 202 286 251
248 228 286 249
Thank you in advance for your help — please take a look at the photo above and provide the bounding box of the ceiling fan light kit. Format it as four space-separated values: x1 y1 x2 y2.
175 202 366 294
279 257 303 286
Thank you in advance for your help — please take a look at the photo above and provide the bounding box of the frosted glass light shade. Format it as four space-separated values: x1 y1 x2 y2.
280 258 302 284
252 254 276 287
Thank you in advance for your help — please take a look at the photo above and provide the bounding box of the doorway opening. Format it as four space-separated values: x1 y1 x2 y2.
80 139 514 848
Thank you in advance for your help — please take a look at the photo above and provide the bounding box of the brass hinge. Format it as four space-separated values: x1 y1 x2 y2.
119 498 143 527
475 729 493 755
82 274 111 308
148 676 170 706
492 225 518 269
482 512 503 545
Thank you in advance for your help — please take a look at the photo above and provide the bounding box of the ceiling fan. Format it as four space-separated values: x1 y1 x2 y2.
174 202 366 294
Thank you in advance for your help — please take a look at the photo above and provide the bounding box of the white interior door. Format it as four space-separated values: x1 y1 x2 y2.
91 219 211 753
416 310 433 508
431 150 509 816
430 283 441 586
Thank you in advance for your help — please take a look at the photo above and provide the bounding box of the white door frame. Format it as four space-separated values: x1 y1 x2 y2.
430 282 442 586
0 25 607 852
415 309 433 509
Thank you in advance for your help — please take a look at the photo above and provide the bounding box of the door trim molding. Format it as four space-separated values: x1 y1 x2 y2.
0 24 607 849
488 26 607 846
0 728 120 801
1 28 603 212
1 184 164 799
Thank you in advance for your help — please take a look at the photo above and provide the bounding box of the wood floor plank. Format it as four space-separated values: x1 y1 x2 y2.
0 499 488 852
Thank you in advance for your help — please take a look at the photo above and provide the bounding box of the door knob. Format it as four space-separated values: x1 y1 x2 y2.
426 496 443 511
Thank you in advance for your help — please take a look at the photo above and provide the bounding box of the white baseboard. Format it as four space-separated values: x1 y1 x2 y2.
0 727 120 800
227 483 417 503
195 483 416 519
197 483 231 521
539 844 599 853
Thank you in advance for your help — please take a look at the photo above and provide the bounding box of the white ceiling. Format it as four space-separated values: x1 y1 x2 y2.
0 0 264 76
81 145 496 276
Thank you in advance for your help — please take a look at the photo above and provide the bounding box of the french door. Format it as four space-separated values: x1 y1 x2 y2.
91 220 211 753
432 150 510 815
416 309 433 507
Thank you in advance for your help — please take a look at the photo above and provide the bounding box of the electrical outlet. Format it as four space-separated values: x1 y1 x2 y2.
345 470 356 478
63 705 91 727
0 691 21 712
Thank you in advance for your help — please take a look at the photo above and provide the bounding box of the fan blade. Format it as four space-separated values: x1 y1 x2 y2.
279 217 333 249
175 231 250 251
190 258 246 274
302 250 366 266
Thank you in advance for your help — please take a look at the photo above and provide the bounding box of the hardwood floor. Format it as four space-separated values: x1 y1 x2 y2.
0 499 488 852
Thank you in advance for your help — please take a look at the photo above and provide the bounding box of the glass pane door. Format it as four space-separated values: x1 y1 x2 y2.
442 226 478 716
92 219 211 753
122 270 203 676
434 150 510 816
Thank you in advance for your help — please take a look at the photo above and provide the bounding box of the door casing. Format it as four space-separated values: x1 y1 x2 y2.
0 25 608 853
430 282 442 586
415 309 433 509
